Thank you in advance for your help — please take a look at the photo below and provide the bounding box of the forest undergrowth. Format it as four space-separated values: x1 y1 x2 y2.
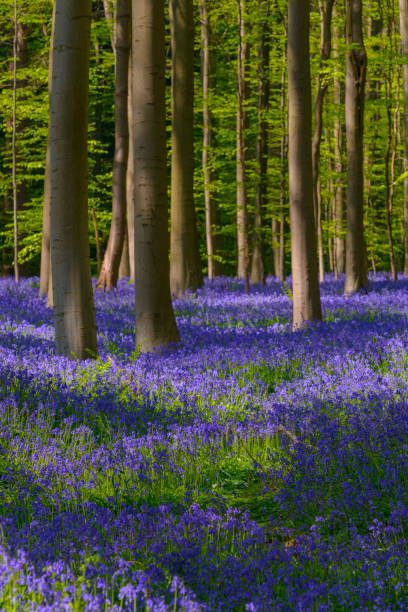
0 274 408 610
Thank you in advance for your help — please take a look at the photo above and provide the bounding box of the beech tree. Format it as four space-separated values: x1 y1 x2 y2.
312 0 335 283
50 0 97 359
400 0 408 274
344 0 368 294
250 0 270 285
170 0 203 297
288 0 322 328
201 0 219 281
96 0 131 291
236 0 250 291
132 0 180 352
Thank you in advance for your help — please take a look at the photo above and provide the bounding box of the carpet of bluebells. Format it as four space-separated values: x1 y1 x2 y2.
1 274 408 610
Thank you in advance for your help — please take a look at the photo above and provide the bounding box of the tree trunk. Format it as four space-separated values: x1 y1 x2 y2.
344 0 368 295
399 0 408 274
40 2 55 297
96 0 131 291
251 0 270 285
132 0 180 352
288 0 322 328
333 4 345 278
50 0 98 360
12 0 19 283
170 0 203 297
126 57 134 283
201 0 219 281
119 224 130 278
312 0 334 284
236 0 250 291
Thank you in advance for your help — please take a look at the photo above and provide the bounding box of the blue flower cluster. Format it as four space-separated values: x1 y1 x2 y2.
0 274 408 609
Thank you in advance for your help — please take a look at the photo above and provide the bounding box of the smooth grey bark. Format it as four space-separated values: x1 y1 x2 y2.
236 0 250 291
312 0 335 283
132 0 180 352
12 0 18 283
126 57 134 283
118 224 130 278
96 0 131 291
399 0 408 274
288 0 322 328
250 0 270 285
40 2 55 297
333 4 345 278
50 0 97 360
201 0 219 281
344 0 369 295
170 0 203 297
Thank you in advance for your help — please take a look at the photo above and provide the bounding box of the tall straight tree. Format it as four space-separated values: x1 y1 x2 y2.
236 0 250 290
250 0 270 285
132 0 180 352
39 1 55 297
312 0 335 283
97 0 131 290
344 0 368 294
201 0 219 281
170 0 203 297
333 3 345 278
50 0 97 359
399 0 408 274
288 0 322 328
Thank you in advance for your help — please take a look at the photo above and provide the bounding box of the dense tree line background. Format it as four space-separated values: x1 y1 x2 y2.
1 0 406 279
1 0 408 356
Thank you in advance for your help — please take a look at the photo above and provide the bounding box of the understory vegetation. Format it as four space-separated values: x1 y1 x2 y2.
0 275 406 609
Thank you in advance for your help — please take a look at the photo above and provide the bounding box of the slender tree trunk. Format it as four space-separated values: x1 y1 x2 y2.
132 0 180 352
236 0 250 291
201 0 219 281
40 2 55 297
170 0 203 297
278 50 287 282
96 0 131 291
344 0 368 295
333 5 345 278
12 0 18 283
251 0 270 285
103 0 115 50
126 58 134 283
399 0 408 274
312 0 334 284
118 224 130 278
50 0 97 360
288 0 322 328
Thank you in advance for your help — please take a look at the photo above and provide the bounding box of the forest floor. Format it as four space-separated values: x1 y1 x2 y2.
0 274 407 610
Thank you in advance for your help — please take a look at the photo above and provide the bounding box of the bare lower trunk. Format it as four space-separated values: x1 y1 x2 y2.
236 0 250 292
251 0 270 285
344 0 368 295
201 0 219 281
126 58 134 283
97 0 131 291
50 0 97 359
312 0 335 284
170 0 203 297
288 0 322 327
333 5 345 277
132 0 180 352
399 0 408 274
40 4 55 296
119 224 130 278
